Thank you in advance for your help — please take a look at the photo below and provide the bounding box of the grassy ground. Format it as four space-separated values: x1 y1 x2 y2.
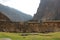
0 32 60 40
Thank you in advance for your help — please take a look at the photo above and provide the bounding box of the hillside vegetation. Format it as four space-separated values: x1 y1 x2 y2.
0 32 60 40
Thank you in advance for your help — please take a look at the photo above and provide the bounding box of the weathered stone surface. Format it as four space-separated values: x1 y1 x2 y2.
33 0 60 21
0 21 60 33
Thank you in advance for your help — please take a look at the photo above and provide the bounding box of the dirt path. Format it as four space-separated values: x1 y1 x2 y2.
0 38 11 40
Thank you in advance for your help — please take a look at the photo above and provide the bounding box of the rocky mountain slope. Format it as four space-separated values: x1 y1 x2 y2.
0 4 32 22
33 0 60 21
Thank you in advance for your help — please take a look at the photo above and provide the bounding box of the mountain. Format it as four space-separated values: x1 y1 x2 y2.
0 4 32 22
33 0 60 21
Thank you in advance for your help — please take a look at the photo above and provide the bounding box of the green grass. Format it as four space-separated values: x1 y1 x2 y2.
0 32 60 40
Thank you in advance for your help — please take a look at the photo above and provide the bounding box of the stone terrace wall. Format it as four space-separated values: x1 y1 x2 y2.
0 21 60 33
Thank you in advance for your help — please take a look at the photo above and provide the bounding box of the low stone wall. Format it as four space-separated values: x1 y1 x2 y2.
0 21 60 33
0 21 19 32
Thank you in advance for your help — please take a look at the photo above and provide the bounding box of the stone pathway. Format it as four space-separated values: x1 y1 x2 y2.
0 38 11 40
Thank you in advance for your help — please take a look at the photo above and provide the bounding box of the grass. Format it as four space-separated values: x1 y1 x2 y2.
0 32 60 40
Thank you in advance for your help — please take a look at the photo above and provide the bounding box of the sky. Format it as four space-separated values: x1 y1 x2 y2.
0 0 40 16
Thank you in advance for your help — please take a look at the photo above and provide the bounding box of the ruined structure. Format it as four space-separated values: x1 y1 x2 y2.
0 12 10 21
0 20 60 33
0 0 60 33
0 12 60 33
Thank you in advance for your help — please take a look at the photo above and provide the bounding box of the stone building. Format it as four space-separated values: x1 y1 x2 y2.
0 12 10 21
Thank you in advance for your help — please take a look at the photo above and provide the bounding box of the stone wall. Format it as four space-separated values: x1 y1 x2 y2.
0 21 60 33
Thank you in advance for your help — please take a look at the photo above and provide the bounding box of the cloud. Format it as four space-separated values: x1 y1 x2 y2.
0 0 9 3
